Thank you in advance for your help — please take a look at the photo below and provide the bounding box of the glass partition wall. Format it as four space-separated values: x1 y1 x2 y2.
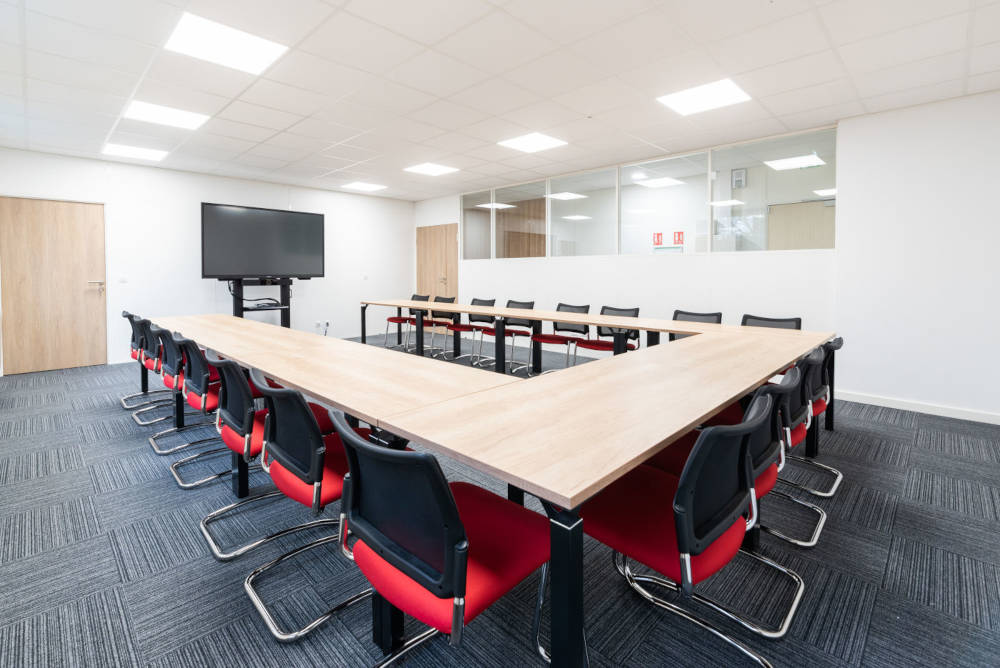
462 127 836 259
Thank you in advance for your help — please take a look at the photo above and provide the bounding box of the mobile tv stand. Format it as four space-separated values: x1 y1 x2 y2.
229 277 296 328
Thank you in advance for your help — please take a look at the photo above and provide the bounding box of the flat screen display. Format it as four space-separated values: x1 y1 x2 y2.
201 203 324 279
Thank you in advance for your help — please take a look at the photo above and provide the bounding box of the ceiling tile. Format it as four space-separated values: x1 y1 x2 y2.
418 130 486 154
970 41 1000 75
285 116 363 143
246 142 311 162
25 12 155 73
862 79 966 113
26 0 181 45
408 99 489 130
182 131 257 154
107 128 177 151
967 69 1000 94
854 50 967 98
461 116 530 142
733 50 846 99
554 78 643 116
241 79 326 116
185 0 336 45
232 153 288 170
566 6 695 72
341 78 435 115
820 0 968 46
25 50 139 97
266 131 328 151
375 117 445 143
0 93 25 117
320 142 378 162
0 42 21 75
838 13 969 74
26 79 127 116
708 11 830 74
778 100 864 131
662 0 813 42
435 11 557 74
503 0 656 44
760 78 857 116
114 117 193 143
973 4 1000 45
133 79 231 115
0 72 21 98
449 78 540 114
502 49 616 97
146 52 256 98
502 100 583 131
200 117 277 142
0 3 21 44
313 100 394 129
263 51 369 97
616 48 726 98
299 12 424 74
344 0 493 45
389 50 490 97
217 100 302 130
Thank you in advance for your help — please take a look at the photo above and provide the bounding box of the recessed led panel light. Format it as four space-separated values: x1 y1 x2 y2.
630 171 647 181
636 176 684 188
656 78 751 116
476 202 515 209
547 192 587 200
343 182 387 192
124 100 209 129
562 215 591 220
813 188 837 197
102 143 168 162
709 199 744 207
165 12 288 75
404 162 459 176
764 154 826 170
497 132 567 153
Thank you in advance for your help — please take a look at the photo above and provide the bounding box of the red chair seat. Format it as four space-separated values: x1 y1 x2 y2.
186 382 220 412
575 339 637 352
447 323 474 332
162 371 184 391
481 327 532 337
704 400 744 427
645 431 698 475
221 408 267 458
310 402 335 434
130 348 139 360
353 481 550 634
386 316 410 324
581 465 744 586
267 428 372 508
755 463 778 499
420 319 453 327
143 356 160 372
789 422 807 448
531 333 582 345
811 398 827 416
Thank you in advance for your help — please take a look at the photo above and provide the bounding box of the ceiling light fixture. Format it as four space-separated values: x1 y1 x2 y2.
124 100 209 129
630 171 647 181
404 162 459 176
562 215 591 220
102 143 168 162
813 188 837 197
477 203 515 209
709 199 744 207
343 182 387 192
497 132 567 153
165 12 288 75
635 176 684 188
764 154 825 170
547 192 587 200
656 78 751 116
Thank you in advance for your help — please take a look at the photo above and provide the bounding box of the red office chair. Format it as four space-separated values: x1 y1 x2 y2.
333 411 552 664
526 303 589 373
129 318 177 426
573 306 639 363
581 395 803 667
424 295 457 355
474 299 535 371
120 312 172 409
435 297 495 362
242 368 374 641
384 294 429 350
249 375 337 436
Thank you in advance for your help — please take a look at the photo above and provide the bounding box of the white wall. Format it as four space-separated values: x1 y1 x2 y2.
835 91 1000 422
415 195 459 228
0 146 414 370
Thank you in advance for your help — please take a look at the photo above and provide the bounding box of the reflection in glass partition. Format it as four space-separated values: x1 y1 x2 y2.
620 153 708 254
461 191 491 259
549 168 617 257
495 181 546 258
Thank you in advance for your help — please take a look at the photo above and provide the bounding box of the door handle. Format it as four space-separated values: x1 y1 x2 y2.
87 280 105 284
88 280 105 295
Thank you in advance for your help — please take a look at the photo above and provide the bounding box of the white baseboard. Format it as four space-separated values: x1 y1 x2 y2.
837 390 1000 426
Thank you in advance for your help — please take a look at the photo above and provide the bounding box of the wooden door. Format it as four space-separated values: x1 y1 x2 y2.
416 223 458 300
0 196 107 374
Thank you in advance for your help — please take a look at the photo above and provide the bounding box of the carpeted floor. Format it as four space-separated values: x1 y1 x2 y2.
1 344 999 667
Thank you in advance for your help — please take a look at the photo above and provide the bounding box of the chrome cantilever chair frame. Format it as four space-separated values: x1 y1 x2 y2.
778 398 844 498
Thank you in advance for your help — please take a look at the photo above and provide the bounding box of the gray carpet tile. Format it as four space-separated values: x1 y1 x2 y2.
2 359 1000 667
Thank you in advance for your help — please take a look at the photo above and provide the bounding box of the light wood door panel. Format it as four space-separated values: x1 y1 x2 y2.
0 196 107 374
767 201 835 250
416 223 458 300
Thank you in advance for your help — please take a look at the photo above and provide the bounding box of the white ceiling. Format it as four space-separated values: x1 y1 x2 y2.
1 0 998 201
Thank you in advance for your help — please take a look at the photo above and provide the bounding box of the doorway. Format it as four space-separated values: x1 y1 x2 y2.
416 223 458 300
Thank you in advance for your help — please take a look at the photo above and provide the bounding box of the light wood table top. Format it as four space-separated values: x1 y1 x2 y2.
151 314 521 426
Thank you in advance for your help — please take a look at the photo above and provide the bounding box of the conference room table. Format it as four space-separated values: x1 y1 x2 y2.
151 311 834 667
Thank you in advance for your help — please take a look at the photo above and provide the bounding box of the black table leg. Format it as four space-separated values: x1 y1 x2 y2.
646 331 660 347
415 311 424 356
550 508 586 668
452 313 461 358
140 364 148 393
493 317 506 374
612 332 627 355
825 350 835 431
232 452 249 498
532 320 542 375
360 304 368 344
173 391 184 429
507 484 525 506
372 592 404 654
805 420 819 458
396 307 402 345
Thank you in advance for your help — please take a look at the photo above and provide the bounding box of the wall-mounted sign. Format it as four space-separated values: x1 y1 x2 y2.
653 232 663 246
673 231 684 245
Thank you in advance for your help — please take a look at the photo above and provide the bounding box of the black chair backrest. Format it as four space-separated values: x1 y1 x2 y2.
802 347 829 403
176 336 213 397
152 325 184 379
506 299 535 329
431 295 456 320
741 314 801 330
135 318 158 359
674 394 771 559
822 337 843 389
334 411 467 600
786 350 823 427
123 311 141 349
553 303 589 336
209 353 256 435
408 294 430 317
670 309 722 342
469 297 495 325
596 305 640 340
248 368 325 485
746 368 801 476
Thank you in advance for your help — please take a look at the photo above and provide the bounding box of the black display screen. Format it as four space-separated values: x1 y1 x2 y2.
201 203 324 279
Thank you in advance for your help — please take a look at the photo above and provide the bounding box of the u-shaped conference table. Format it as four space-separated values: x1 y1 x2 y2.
152 302 835 668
